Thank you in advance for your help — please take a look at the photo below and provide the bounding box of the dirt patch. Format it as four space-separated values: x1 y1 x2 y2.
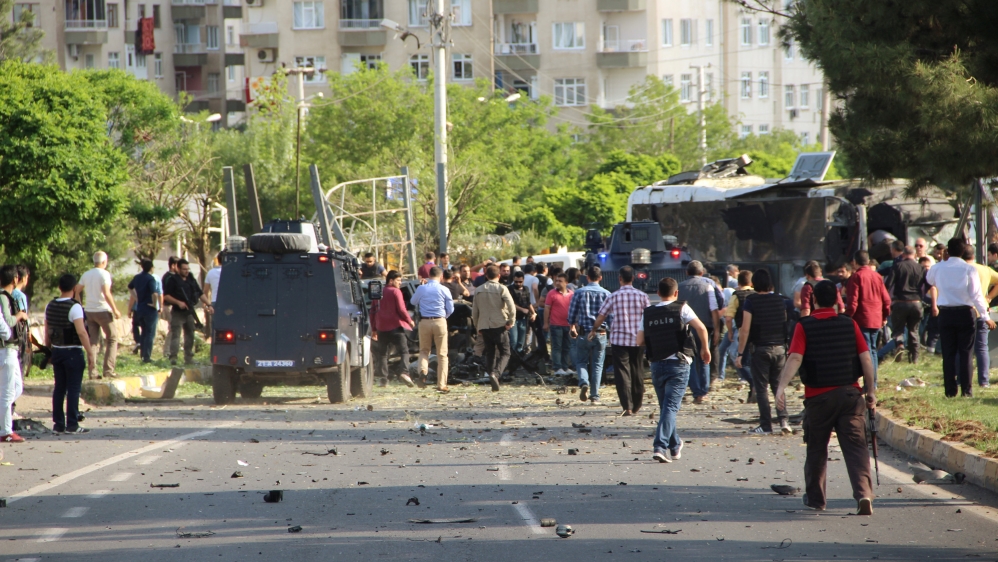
883 395 998 458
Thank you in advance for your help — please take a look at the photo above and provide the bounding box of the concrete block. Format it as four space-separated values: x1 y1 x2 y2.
963 454 989 489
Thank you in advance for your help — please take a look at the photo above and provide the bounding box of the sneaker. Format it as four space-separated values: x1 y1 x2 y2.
64 427 90 434
802 493 825 511
749 426 773 435
579 385 589 401
399 374 416 388
52 425 66 434
747 391 757 404
621 410 633 416
857 497 873 516
693 396 705 405
0 433 25 443
671 440 684 460
489 374 501 392
416 374 428 389
590 398 601 405
652 450 672 463
780 419 794 435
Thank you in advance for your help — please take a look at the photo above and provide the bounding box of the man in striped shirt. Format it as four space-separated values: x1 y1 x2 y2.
568 266 611 404
589 266 650 415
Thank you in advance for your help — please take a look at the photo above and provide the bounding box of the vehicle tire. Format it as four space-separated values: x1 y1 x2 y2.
248 233 312 254
351 360 374 399
212 365 237 405
239 382 265 399
327 352 350 404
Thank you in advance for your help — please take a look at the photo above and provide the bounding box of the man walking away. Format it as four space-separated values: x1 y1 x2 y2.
965 245 998 387
775 280 876 515
589 266 649 415
919 257 940 354
736 268 795 435
927 238 993 397
677 261 722 404
418 252 436 280
45 274 96 435
410 267 454 391
472 265 516 392
508 271 534 353
569 266 611 405
163 259 210 366
76 251 121 379
0 266 28 442
722 269 754 398
638 278 711 463
371 270 415 387
545 273 575 376
886 246 925 364
161 256 179 356
127 259 161 363
846 251 892 387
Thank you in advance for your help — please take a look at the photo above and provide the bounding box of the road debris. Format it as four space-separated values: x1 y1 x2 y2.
231 471 243 478
567 449 578 455
408 518 478 524
151 483 179 488
237 460 249 466
761 539 792 549
640 529 681 535
406 497 420 506
176 527 215 539
264 490 283 503
540 518 556 527
555 525 574 538
302 449 338 456
288 525 302 533
770 485 799 495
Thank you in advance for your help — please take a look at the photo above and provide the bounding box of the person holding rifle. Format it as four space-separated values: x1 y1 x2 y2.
774 280 876 516
163 259 211 366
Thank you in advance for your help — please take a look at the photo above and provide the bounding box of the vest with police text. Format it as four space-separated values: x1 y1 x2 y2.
733 287 754 328
747 292 787 346
798 315 862 388
643 301 693 362
46 298 83 347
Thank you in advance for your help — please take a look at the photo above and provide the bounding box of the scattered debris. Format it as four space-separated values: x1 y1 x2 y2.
0 499 6 508
302 449 338 456
898 377 927 389
409 518 478 524
578 428 593 434
380 449 391 455
761 539 792 550
555 525 575 538
231 471 243 479
567 449 578 455
249 439 260 443
151 483 179 488
357 481 369 485
736 477 748 482
288 525 302 533
770 485 799 496
176 527 215 539
618 482 628 486
640 529 681 535
367 405 374 411
540 518 556 527
237 460 249 467
263 490 283 503
897 487 903 493
487 467 500 472
406 497 420 506
912 468 964 484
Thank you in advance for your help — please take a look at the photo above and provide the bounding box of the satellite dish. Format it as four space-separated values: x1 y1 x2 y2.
786 151 836 182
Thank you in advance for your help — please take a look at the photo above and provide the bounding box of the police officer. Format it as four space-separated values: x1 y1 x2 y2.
637 278 711 463
723 269 755 400
774 280 876 515
677 261 722 404
735 268 795 435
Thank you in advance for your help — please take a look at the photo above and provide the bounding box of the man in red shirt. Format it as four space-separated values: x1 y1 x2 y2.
417 252 436 280
800 261 844 317
775 280 876 516
370 271 415 387
544 273 575 376
845 250 891 386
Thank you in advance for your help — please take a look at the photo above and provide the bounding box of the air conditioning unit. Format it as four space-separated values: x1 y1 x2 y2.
68 44 79 58
789 108 799 119
245 0 263 7
256 48 276 63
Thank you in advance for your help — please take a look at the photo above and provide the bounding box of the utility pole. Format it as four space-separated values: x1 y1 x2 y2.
691 63 711 167
430 0 451 255
820 80 832 151
286 67 309 219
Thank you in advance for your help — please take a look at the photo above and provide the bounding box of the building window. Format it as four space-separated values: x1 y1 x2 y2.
785 39 794 60
226 25 235 45
680 19 695 47
154 52 162 77
680 73 692 102
341 0 384 24
152 4 160 28
785 84 795 108
361 53 382 69
553 22 584 49
453 53 472 80
554 78 586 106
758 71 769 98
758 19 770 45
293 1 325 29
801 132 810 145
661 19 673 47
83 53 94 68
294 55 327 82
408 0 428 26
740 72 752 99
451 0 471 26
800 84 810 108
410 54 429 80
207 72 220 94
137 53 146 68
227 65 235 81
816 88 823 111
740 18 752 46
206 26 219 49
759 124 770 135
13 3 37 27
138 4 145 18
107 3 118 27
740 125 752 139
662 74 673 88
705 19 713 47
108 51 120 68
705 72 713 101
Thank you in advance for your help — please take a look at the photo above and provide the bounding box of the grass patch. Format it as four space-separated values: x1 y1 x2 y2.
877 355 998 457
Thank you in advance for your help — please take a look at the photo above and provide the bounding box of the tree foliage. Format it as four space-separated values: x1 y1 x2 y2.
0 0 48 63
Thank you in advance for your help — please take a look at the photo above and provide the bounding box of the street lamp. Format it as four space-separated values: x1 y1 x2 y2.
286 66 325 218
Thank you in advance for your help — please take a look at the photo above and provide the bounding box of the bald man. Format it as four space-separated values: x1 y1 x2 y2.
76 251 121 379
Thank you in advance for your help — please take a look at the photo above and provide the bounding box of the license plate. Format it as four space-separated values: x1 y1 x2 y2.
255 360 294 368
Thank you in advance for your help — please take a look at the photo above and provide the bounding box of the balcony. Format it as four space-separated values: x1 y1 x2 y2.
64 19 108 44
597 39 648 68
240 21 279 48
338 22 386 46
495 43 539 71
597 0 646 11
171 0 206 20
339 19 380 29
222 0 241 18
493 0 538 13
174 43 208 65
224 52 245 65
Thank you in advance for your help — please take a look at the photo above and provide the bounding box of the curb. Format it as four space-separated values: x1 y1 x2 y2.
24 367 209 404
876 409 998 493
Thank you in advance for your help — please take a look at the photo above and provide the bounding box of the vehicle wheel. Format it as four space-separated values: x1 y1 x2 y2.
351 360 374 399
327 352 350 404
239 382 264 399
212 365 236 405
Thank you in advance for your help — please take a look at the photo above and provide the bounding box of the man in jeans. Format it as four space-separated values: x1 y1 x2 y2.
75 251 122 379
846 251 892 387
472 265 516 392
127 259 161 363
163 259 210 366
507 271 534 352
677 261 722 404
721 269 754 392
589 266 649 416
544 273 574 376
964 244 998 387
44 274 96 435
637 278 711 463
569 266 611 404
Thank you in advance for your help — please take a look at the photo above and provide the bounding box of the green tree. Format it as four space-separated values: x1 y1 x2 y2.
83 69 179 152
0 0 48 62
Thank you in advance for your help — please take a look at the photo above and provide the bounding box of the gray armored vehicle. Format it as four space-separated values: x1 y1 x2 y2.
210 219 372 404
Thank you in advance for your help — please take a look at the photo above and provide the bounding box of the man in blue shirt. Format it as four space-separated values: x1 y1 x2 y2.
568 266 612 404
410 266 454 391
127 259 162 363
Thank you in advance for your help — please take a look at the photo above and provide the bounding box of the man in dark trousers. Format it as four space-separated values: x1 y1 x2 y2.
723 269 755 399
370 270 415 387
471 265 516 392
885 245 925 363
677 261 722 404
163 259 211 366
588 266 649 416
774 280 876 515
735 268 795 435
44 274 96 435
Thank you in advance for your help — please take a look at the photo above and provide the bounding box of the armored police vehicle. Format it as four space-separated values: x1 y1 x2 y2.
210 219 372 405
584 220 693 294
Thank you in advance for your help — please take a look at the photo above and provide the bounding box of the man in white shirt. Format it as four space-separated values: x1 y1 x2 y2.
926 238 995 397
202 251 224 343
45 274 96 435
75 251 121 379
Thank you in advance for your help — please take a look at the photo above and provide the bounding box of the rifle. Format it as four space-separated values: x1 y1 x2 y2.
868 407 880 486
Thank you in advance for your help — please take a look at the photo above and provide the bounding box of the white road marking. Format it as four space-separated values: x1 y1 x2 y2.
876 459 998 524
108 472 133 482
511 502 545 535
37 528 68 542
499 433 513 447
6 423 239 505
61 507 89 518
134 455 160 466
497 463 511 481
87 489 109 499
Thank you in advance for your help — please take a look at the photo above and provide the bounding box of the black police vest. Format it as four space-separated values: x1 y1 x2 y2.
643 301 693 362
0 291 19 346
798 315 862 388
733 288 754 328
46 298 83 347
747 292 787 346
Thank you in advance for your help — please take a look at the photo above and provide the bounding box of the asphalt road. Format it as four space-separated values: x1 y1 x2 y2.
2 381 997 562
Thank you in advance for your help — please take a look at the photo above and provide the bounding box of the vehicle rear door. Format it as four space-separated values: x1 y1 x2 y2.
276 263 310 366
244 263 278 359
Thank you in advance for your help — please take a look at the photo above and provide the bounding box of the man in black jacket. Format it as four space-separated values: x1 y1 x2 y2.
163 259 211 366
885 245 925 363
